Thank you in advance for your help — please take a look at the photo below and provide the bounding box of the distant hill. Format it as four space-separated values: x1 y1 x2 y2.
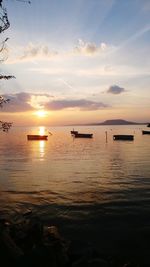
92 119 146 125
68 119 148 127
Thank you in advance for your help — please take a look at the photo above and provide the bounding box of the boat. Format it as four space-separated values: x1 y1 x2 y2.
142 130 150 135
27 135 48 140
147 123 150 127
113 135 134 141
73 132 93 138
70 129 78 135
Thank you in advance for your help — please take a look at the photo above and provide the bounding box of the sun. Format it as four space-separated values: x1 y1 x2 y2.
36 110 47 118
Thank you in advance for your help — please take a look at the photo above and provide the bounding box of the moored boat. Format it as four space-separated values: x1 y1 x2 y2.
27 135 48 140
113 135 134 141
71 129 78 135
73 132 93 138
142 130 150 135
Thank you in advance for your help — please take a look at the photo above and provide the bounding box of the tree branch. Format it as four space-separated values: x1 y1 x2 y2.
0 96 10 107
0 75 15 79
0 120 12 132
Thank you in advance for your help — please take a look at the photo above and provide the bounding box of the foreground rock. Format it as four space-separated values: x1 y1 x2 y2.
0 213 143 267
0 213 69 267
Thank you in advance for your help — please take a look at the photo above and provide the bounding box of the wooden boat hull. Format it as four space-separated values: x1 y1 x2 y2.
74 133 93 138
142 130 150 135
27 135 48 140
113 135 134 141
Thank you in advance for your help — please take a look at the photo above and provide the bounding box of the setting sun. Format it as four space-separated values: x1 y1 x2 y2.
35 110 47 118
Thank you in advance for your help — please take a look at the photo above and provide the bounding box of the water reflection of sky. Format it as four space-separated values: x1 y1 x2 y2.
0 125 150 208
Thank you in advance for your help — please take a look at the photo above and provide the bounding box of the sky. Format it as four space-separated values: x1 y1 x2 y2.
1 0 150 126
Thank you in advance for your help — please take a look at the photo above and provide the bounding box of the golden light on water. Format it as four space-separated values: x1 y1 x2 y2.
39 126 45 136
39 127 46 160
39 140 45 160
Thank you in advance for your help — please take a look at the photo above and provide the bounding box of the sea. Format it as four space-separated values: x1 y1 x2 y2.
0 125 150 260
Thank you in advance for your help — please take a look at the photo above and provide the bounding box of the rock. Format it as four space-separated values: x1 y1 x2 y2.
72 257 108 267
23 209 32 217
43 225 69 266
9 216 44 252
29 219 43 245
0 228 24 261
24 244 58 267
88 258 108 267
123 263 137 267
44 226 61 241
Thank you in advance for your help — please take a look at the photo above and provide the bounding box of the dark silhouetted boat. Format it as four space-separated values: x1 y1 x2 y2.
73 132 93 138
27 135 48 140
113 135 134 141
71 129 78 135
142 130 150 135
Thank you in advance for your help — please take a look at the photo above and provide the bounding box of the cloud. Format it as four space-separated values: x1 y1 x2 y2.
73 39 108 55
107 85 126 94
20 43 58 60
45 99 108 111
6 40 111 64
29 94 52 109
142 1 150 12
6 43 58 64
1 92 108 112
1 92 33 112
1 92 52 112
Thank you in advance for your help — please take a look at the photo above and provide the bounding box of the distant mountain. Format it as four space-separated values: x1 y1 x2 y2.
68 119 148 127
92 119 146 125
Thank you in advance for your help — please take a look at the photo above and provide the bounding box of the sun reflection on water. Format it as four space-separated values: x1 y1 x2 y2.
39 140 45 160
39 126 45 136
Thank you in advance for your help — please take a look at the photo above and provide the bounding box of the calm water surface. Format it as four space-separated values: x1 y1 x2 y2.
0 125 150 255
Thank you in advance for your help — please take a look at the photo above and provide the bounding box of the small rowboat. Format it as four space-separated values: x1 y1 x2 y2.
113 135 134 141
73 132 93 138
27 135 48 140
142 130 150 135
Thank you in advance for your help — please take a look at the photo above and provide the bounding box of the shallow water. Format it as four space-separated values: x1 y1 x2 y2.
0 125 150 257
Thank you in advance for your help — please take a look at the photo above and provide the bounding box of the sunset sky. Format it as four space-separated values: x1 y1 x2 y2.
1 0 150 126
